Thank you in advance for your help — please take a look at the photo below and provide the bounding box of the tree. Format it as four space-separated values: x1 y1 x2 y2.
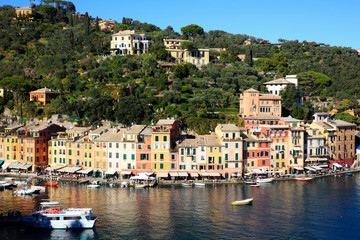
151 43 168 61
297 71 331 97
0 76 31 114
280 85 300 108
181 24 204 42
84 12 90 35
180 41 194 50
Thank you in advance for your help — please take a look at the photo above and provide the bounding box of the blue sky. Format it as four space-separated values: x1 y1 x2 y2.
4 0 360 49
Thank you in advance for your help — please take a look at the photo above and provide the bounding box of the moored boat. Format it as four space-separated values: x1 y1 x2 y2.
134 184 147 189
334 174 342 177
45 182 59 188
22 205 97 229
345 172 353 176
250 184 260 188
182 183 193 187
87 184 100 188
232 198 253 206
256 178 274 183
245 181 257 185
294 177 313 182
13 188 35 195
194 183 205 187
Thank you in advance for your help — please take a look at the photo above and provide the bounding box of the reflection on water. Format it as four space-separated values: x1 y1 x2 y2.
1 175 360 240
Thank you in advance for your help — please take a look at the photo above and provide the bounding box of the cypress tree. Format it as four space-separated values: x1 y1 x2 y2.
95 17 100 32
69 14 73 27
84 12 90 35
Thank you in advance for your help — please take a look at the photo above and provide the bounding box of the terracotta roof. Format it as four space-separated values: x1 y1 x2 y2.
243 88 259 93
178 138 199 148
246 114 280 120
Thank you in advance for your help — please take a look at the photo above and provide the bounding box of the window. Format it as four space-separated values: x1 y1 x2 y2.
171 163 175 169
163 136 167 141
235 153 239 160
225 143 228 148
138 145 141 150
155 136 159 141
160 163 164 169
225 154 228 161
123 154 127 160
218 157 222 164
235 143 239 148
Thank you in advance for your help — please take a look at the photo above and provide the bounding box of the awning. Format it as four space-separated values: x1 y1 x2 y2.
105 169 117 175
252 169 263 174
169 172 178 177
293 147 301 151
121 171 132 175
313 166 322 171
178 172 188 177
157 172 169 178
209 172 220 177
77 169 93 174
45 165 65 171
57 166 82 173
304 166 316 172
1 162 10 169
293 167 303 170
0 161 4 166
19 163 32 170
201 172 210 177
190 172 199 177
333 163 343 168
318 164 328 168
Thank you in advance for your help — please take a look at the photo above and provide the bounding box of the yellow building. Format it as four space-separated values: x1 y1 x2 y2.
110 30 153 56
194 134 223 175
151 126 171 172
163 39 210 67
15 7 33 20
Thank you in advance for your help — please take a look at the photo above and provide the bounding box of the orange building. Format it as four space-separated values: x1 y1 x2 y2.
239 88 282 118
30 88 60 106
136 127 152 171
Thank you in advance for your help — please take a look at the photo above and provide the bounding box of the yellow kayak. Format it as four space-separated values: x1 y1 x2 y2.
232 198 253 206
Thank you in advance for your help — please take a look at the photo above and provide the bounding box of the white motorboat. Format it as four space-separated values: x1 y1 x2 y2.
182 183 193 187
31 186 46 193
134 184 147 189
256 178 274 183
14 180 28 186
87 184 100 188
22 205 97 229
194 183 205 187
14 188 35 195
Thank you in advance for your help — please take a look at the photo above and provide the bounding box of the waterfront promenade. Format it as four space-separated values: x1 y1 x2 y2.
1 168 359 186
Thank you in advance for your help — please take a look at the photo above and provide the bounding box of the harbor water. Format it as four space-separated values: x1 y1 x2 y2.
1 174 360 240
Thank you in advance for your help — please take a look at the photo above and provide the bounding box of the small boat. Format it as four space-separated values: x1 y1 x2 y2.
345 172 353 176
121 181 129 188
250 184 260 188
294 177 313 182
134 184 147 189
256 178 274 183
87 184 100 188
194 183 205 187
334 174 342 177
31 186 46 193
14 180 28 186
182 183 193 187
245 181 257 185
232 198 253 206
109 183 114 187
22 205 97 229
14 188 35 195
45 182 59 188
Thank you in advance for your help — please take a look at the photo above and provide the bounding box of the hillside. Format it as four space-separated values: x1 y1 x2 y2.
1 2 360 133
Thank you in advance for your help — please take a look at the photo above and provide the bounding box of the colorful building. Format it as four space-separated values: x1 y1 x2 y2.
110 30 153 56
239 88 282 118
163 39 210 67
29 88 60 106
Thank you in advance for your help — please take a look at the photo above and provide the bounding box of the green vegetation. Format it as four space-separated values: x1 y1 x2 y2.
1 2 360 132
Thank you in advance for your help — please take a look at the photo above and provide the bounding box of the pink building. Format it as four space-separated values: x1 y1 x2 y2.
239 88 282 118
